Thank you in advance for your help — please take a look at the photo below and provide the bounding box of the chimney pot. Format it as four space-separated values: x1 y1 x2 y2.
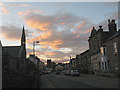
99 25 102 29
108 19 110 23
112 19 115 22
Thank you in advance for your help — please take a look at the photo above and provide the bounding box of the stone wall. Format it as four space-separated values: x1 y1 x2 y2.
105 35 119 73
91 52 101 71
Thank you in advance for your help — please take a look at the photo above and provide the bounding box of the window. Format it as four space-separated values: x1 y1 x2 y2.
103 47 106 56
114 59 118 69
102 62 104 69
101 46 106 56
114 42 117 55
105 62 107 70
101 47 104 55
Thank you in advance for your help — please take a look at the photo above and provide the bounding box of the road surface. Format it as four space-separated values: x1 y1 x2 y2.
39 72 118 88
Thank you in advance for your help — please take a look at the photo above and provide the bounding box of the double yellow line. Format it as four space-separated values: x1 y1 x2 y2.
42 75 55 89
47 79 55 89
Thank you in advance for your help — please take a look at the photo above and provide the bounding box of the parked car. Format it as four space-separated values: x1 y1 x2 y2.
42 70 48 74
62 70 65 74
70 70 80 76
66 70 71 75
40 72 42 75
45 70 49 74
64 70 68 75
42 71 46 74
56 71 60 75
47 70 51 73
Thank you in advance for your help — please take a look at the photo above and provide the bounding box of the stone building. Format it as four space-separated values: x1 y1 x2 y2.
70 58 76 70
76 55 80 71
28 55 40 68
76 50 92 73
88 19 118 72
2 26 26 72
51 62 56 72
100 30 120 73
47 59 52 68
80 50 91 73
39 61 45 72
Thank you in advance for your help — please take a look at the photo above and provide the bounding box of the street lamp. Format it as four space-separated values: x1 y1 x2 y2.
33 41 39 55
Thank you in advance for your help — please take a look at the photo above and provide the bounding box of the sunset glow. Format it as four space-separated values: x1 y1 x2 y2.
1 2 118 63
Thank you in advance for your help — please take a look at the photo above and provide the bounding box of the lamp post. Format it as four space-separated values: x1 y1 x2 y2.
33 41 39 55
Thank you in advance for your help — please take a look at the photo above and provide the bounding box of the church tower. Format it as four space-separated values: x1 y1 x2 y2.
21 26 26 59
21 26 26 46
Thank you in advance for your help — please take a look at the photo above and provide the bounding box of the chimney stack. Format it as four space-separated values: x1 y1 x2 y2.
99 25 103 29
112 19 115 23
108 19 110 23
108 19 117 35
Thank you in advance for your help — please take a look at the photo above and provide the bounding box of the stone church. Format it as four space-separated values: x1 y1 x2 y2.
2 26 26 73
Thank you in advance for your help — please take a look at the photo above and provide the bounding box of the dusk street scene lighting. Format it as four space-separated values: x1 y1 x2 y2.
0 0 120 89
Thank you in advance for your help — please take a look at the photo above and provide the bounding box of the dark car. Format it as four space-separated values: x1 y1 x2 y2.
64 70 67 75
70 70 80 76
42 70 48 74
42 71 46 74
56 71 60 75
66 70 71 75
40 72 42 75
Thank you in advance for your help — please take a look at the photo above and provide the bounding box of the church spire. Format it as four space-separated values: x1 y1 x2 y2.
21 26 26 46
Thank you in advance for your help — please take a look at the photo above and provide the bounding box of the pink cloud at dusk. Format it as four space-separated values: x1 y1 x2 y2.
1 25 31 41
1 3 118 63
1 7 9 14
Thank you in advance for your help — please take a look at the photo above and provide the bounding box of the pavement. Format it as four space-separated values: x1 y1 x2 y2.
80 73 118 81
39 72 119 88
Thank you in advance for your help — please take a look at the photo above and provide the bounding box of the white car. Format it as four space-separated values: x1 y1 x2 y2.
70 70 80 76
47 70 51 73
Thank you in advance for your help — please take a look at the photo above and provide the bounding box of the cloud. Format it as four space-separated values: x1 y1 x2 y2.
0 3 3 6
19 10 82 31
27 31 53 44
10 3 30 7
0 3 9 14
1 7 9 14
26 47 33 57
1 25 31 41
17 9 118 63
102 2 118 7
38 40 63 49
21 4 30 7
97 11 118 30
18 9 43 16
18 10 93 62
40 50 70 63
41 46 48 49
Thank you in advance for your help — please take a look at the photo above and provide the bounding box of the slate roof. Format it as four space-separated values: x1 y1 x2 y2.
104 30 120 43
80 49 89 55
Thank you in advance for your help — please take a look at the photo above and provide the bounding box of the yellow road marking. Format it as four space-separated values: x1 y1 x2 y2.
42 75 55 89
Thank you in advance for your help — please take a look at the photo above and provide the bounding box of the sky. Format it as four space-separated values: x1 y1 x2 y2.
0 1 119 63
